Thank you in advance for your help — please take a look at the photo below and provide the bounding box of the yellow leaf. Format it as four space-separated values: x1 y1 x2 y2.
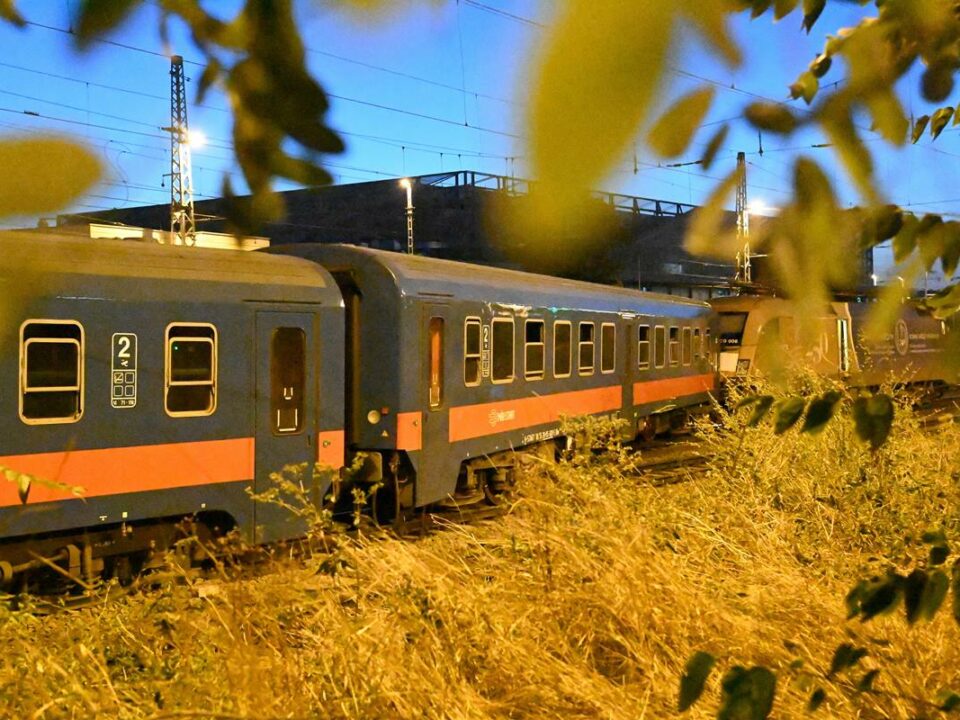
912 115 930 143
0 137 102 218
865 90 908 145
744 102 799 133
700 123 730 170
930 106 954 141
684 165 741 259
680 0 741 66
527 1 677 234
819 98 876 202
647 87 715 158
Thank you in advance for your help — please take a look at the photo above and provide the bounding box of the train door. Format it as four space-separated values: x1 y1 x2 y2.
622 317 637 437
416 304 452 503
253 311 317 543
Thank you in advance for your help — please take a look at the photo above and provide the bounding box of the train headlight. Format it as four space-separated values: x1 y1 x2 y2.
367 409 382 424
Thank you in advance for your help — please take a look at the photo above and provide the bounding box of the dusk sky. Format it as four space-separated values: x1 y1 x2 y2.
3 0 960 268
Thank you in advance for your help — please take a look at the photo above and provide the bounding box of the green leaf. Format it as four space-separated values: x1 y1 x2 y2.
828 643 867 676
920 569 949 621
930 107 955 141
930 544 950 566
678 650 716 712
860 575 902 621
852 394 894 451
648 87 715 159
865 90 908 145
773 397 806 434
892 213 920 263
857 669 879 693
0 137 102 218
527 2 677 234
820 97 874 203
700 123 729 170
773 0 799 21
0 0 25 26
807 687 826 712
802 0 825 33
718 666 777 720
922 59 955 103
810 52 831 78
939 690 960 711
789 71 818 105
684 165 742 259
801 390 841 435
941 222 960 277
196 58 223 105
912 115 930 144
904 569 928 624
682 1 742 67
74 0 142 45
746 395 776 427
744 102 799 134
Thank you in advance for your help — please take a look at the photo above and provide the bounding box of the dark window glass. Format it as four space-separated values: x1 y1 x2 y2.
492 319 514 382
20 322 83 423
429 317 444 407
669 326 680 367
166 325 216 415
578 322 595 375
601 323 616 373
693 328 701 360
525 320 545 380
682 327 692 365
271 327 305 434
654 326 666 368
464 319 481 386
638 325 651 369
554 322 572 377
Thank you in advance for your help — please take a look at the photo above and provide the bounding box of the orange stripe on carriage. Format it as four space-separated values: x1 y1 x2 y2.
0 437 255 508
396 411 422 451
317 430 345 469
633 373 716 405
448 385 622 443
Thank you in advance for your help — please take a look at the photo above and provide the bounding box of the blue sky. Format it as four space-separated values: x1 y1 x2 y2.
2 0 959 254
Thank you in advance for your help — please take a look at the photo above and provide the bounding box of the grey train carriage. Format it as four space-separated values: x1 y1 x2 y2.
0 232 344 584
272 244 718 516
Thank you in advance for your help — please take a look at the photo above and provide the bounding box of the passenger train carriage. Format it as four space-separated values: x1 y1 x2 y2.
273 245 717 514
0 232 344 582
0 233 716 586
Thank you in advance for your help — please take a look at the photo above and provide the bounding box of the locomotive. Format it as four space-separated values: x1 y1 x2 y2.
710 293 959 387
0 232 717 587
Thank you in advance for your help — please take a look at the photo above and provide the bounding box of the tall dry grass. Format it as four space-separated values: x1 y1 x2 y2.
1 386 960 719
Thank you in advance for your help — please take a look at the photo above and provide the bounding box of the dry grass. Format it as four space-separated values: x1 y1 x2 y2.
3 389 960 719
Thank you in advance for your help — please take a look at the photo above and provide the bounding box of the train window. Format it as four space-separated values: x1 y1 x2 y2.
525 320 545 380
669 326 680 367
705 329 714 367
429 317 444 408
20 320 83 424
638 325 651 370
654 326 666 368
491 317 514 383
600 323 616 374
578 322 595 375
554 321 572 378
166 323 217 416
464 317 482 387
682 327 693 365
271 328 305 434
693 328 701 361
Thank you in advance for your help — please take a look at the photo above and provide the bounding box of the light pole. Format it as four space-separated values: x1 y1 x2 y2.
400 177 414 254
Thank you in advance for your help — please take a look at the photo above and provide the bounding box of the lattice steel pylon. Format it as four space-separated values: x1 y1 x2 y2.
734 151 750 284
165 55 196 246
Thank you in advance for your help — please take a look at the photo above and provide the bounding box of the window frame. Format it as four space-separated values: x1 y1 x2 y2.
165 322 218 418
600 322 616 374
524 318 546 381
654 325 666 369
270 326 306 436
693 327 702 361
428 316 444 409
682 327 693 366
553 320 572 379
638 324 651 370
463 316 482 387
19 319 84 425
578 321 595 376
669 326 681 367
490 316 515 385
